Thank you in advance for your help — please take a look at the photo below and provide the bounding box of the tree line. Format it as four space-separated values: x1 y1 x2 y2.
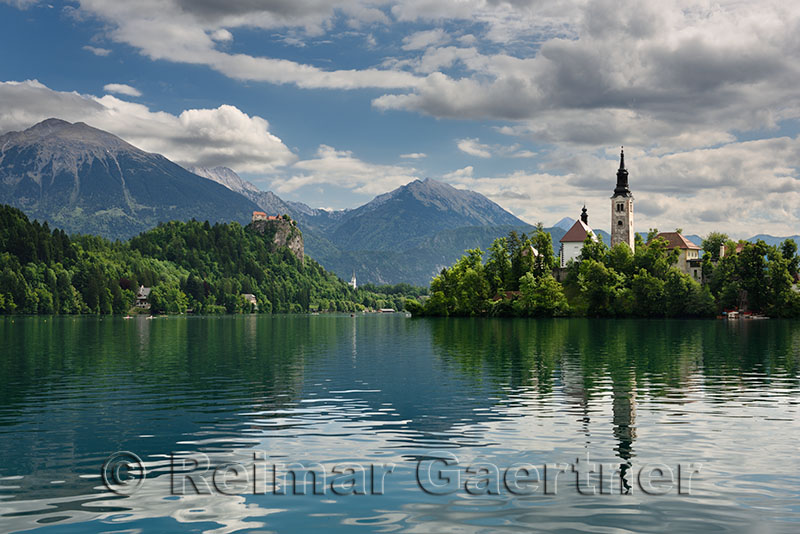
0 205 425 315
406 225 800 318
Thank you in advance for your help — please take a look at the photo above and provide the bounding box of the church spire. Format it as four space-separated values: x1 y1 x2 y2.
581 205 588 224
613 146 630 197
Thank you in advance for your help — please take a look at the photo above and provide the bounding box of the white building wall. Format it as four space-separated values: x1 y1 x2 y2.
561 242 585 268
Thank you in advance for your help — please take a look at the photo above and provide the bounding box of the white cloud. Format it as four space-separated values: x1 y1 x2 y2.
82 45 111 56
0 79 296 173
456 138 535 159
457 137 492 158
209 28 232 42
56 0 423 91
6 0 796 159
441 139 800 237
399 152 426 159
443 166 474 180
401 28 450 50
103 83 141 97
274 145 420 196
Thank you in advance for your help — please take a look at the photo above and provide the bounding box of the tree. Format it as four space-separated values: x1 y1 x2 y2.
578 259 622 316
780 239 799 276
702 232 729 262
631 268 665 317
530 223 557 279
607 242 634 277
518 272 569 316
484 237 511 294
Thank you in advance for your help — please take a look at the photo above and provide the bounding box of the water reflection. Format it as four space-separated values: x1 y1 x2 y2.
0 316 799 533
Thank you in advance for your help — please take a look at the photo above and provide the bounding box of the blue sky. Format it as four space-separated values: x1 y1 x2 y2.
1 0 800 237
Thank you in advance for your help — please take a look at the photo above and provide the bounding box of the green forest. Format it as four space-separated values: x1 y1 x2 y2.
406 224 800 318
0 205 426 315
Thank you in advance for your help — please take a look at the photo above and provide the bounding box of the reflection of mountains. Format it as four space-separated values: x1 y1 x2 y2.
2 315 800 528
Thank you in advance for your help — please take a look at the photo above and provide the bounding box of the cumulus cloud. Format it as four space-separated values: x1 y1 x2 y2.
6 0 797 158
442 139 800 237
274 145 420 196
399 152 426 159
103 83 141 97
0 79 296 173
209 28 233 42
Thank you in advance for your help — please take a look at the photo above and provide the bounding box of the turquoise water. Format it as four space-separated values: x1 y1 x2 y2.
1 315 799 533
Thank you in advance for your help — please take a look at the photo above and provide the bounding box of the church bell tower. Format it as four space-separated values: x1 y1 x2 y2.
610 147 635 251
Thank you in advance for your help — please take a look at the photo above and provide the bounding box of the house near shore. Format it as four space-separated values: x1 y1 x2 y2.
242 293 258 311
135 285 151 308
559 206 596 268
650 232 702 280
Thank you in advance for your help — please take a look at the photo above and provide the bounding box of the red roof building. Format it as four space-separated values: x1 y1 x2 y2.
559 206 596 267
649 232 702 280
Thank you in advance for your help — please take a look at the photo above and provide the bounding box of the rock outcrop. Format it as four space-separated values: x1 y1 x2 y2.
250 218 304 263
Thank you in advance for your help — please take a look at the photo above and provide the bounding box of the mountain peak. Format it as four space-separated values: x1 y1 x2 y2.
328 177 527 251
0 119 260 240
3 118 137 154
553 216 576 231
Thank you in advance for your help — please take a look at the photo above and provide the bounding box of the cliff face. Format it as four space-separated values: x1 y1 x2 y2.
250 219 304 263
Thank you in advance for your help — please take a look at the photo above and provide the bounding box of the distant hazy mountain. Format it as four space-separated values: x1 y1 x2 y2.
324 178 527 251
747 234 800 247
201 168 533 284
0 119 259 239
553 216 576 231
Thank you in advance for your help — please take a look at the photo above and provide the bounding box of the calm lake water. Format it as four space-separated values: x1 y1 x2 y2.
1 315 799 533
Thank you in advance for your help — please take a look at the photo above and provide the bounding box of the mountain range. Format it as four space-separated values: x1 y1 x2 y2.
0 119 259 238
1 119 797 286
192 165 536 284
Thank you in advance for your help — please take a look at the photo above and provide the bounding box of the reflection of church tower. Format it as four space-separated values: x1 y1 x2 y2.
610 147 635 251
612 373 636 493
350 271 357 289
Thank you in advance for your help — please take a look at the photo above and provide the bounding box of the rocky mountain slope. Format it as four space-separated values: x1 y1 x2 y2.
0 119 259 239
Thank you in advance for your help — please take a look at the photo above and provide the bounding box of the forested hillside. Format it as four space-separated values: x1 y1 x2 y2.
0 205 424 315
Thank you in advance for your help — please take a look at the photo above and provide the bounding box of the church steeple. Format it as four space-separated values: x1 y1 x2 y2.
610 146 635 252
613 146 630 197
580 205 588 224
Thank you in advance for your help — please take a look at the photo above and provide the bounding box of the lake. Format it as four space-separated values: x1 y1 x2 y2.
1 315 799 533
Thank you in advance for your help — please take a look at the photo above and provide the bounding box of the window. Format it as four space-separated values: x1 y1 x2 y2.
617 220 623 226
616 203 624 212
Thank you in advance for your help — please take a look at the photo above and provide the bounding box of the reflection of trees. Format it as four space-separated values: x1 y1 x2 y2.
428 317 800 471
0 315 340 504
428 317 569 394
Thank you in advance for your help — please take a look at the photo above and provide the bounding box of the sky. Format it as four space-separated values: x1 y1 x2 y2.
1 0 799 238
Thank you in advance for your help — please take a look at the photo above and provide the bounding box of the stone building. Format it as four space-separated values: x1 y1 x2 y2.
650 232 702 280
610 148 635 252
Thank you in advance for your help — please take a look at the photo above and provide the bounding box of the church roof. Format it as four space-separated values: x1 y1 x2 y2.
650 232 701 250
560 219 595 243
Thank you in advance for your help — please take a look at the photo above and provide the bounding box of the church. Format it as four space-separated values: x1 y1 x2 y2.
559 148 635 267
610 147 635 251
